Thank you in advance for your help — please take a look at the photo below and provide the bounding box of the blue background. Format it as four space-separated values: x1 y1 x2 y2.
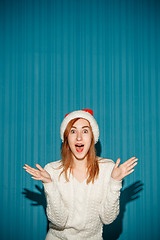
0 0 160 239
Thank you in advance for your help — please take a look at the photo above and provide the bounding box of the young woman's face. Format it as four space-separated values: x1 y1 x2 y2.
68 118 92 161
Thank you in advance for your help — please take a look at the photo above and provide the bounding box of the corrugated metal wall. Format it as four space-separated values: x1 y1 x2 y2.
0 0 160 239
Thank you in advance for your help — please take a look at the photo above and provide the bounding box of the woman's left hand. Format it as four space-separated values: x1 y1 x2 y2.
111 157 138 181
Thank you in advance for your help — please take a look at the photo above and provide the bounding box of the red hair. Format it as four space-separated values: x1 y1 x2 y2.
59 118 100 184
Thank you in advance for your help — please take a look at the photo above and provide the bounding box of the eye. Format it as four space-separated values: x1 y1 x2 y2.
70 129 75 133
83 129 88 133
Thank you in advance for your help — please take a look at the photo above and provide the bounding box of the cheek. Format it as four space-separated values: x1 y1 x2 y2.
68 135 75 147
84 135 92 147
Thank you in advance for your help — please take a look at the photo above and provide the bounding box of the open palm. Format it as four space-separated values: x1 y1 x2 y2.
23 164 52 183
111 157 138 181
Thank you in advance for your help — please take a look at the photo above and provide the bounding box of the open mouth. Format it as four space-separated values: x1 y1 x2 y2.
75 144 84 153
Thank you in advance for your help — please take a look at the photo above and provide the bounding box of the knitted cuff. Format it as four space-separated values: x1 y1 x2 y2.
110 177 122 192
43 181 55 194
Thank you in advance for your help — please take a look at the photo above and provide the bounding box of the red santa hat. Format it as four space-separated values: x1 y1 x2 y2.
60 109 99 144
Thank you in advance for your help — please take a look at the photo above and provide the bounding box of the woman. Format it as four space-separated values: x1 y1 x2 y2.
23 109 138 240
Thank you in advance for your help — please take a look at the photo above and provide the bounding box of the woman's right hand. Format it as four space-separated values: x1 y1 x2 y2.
23 164 52 183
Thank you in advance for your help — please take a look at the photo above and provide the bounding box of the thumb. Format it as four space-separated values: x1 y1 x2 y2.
115 158 121 168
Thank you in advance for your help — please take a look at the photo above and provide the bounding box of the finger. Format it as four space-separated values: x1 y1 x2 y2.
23 166 37 174
124 157 137 165
25 169 40 177
126 158 138 168
123 157 138 166
24 164 31 168
24 164 34 170
35 164 44 172
115 158 121 168
124 168 135 177
24 164 37 171
25 169 37 177
24 164 39 173
127 161 138 171
23 166 33 173
31 176 42 181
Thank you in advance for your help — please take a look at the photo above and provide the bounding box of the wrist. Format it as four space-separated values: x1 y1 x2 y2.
110 177 122 191
42 179 52 184
111 176 122 181
111 176 122 182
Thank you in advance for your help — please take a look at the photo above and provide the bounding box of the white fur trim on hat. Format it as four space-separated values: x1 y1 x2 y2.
60 110 99 144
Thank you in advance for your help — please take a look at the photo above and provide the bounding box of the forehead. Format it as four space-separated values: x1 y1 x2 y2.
72 118 90 127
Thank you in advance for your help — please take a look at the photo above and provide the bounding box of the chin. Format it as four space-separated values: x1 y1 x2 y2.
73 152 88 161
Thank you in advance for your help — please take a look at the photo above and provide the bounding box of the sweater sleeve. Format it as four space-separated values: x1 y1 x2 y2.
43 164 69 229
99 163 122 225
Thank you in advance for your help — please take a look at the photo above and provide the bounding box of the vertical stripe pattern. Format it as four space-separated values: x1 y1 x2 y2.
0 0 160 239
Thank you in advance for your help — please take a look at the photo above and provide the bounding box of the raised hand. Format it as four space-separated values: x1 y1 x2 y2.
23 164 52 183
111 157 138 181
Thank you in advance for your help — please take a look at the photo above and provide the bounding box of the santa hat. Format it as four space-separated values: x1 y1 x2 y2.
60 109 99 144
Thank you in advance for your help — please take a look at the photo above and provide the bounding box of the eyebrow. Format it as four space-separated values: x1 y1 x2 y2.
71 126 90 129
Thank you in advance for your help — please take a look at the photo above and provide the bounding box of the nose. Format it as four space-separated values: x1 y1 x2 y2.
76 131 82 141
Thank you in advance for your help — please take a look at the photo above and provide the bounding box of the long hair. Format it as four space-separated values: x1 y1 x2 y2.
59 118 100 184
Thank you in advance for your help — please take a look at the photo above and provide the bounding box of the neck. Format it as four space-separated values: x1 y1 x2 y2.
72 155 88 170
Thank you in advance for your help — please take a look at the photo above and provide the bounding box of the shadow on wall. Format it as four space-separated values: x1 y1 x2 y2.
95 142 144 239
22 185 49 233
22 181 143 239
103 180 143 240
22 141 143 239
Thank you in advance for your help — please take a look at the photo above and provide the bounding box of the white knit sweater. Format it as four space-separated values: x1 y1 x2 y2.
43 158 122 240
